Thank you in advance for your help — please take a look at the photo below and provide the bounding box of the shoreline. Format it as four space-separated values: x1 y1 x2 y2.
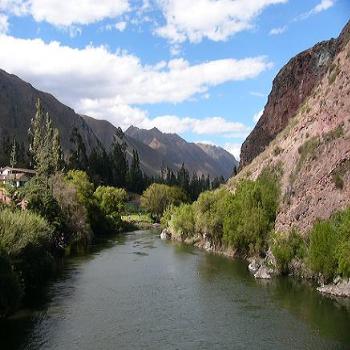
160 229 350 299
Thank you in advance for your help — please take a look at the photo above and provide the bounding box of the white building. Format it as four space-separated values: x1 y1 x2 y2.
0 167 36 188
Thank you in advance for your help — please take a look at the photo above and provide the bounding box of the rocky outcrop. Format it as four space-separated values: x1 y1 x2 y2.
240 20 350 168
232 20 350 233
317 278 350 298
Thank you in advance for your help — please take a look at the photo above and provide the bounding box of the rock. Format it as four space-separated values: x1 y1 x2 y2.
160 229 171 240
317 279 350 297
248 258 261 274
203 240 213 252
254 265 273 279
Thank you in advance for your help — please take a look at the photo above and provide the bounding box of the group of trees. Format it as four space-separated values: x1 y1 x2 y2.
0 100 128 317
162 167 281 256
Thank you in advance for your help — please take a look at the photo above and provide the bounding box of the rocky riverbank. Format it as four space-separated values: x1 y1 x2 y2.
160 228 350 298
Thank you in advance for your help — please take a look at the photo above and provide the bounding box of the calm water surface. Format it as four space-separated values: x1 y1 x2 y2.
1 230 350 350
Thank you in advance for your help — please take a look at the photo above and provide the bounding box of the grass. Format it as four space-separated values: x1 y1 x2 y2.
323 124 344 143
331 159 350 190
122 213 153 224
328 64 341 85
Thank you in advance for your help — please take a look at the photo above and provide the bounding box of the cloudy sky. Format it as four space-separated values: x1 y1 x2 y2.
0 0 348 159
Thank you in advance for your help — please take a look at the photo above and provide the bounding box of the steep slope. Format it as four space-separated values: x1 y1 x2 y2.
196 143 238 175
240 20 350 168
0 69 101 155
82 116 163 176
126 126 237 178
231 20 350 233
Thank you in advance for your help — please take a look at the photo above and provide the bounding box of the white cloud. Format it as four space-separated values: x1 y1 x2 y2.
115 21 127 31
224 143 242 160
0 35 272 108
0 0 130 27
155 0 288 44
313 0 335 13
0 13 8 33
250 91 266 97
253 109 263 123
269 25 287 35
295 0 335 21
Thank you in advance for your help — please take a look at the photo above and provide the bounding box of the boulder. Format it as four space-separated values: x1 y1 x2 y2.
317 279 350 297
254 265 273 279
160 229 171 240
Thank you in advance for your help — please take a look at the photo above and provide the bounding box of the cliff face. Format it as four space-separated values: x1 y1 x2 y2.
230 20 350 233
240 21 350 168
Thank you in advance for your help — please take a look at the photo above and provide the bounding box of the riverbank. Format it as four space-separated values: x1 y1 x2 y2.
160 228 350 299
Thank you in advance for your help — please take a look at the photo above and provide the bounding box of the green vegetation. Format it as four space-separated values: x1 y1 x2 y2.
223 169 280 254
331 159 350 190
162 166 281 255
168 204 195 240
271 230 305 274
140 183 187 220
308 208 350 281
328 63 341 85
323 124 344 143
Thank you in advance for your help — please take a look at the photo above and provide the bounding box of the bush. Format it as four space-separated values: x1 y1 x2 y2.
308 221 339 281
223 168 280 255
141 184 187 220
308 208 350 281
169 204 195 240
0 209 53 256
194 189 232 245
271 230 305 274
94 186 127 215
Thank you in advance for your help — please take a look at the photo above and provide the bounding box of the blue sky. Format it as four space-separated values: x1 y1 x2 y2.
0 0 348 158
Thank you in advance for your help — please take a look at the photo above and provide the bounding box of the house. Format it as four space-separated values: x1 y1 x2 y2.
0 167 36 188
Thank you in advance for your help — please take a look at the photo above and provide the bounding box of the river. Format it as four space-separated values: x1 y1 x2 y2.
1 230 350 350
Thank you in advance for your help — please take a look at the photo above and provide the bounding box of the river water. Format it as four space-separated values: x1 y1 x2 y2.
1 230 350 350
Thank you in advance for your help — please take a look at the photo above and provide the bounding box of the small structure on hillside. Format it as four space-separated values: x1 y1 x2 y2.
0 166 36 188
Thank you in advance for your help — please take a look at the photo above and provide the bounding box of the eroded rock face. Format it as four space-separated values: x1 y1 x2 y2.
317 279 350 298
232 20 350 233
240 21 350 168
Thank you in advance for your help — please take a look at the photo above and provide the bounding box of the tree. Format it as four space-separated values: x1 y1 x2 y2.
141 183 187 220
94 186 127 215
29 99 63 180
69 127 88 171
109 133 128 188
127 149 144 193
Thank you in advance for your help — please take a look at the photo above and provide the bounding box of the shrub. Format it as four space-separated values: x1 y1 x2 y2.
169 204 195 240
0 209 55 301
0 209 53 256
94 186 127 215
308 208 350 281
141 184 187 220
223 168 280 255
194 189 233 245
271 230 305 274
308 221 339 281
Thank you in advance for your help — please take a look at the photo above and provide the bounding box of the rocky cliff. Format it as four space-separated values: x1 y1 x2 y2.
240 20 350 168
231 20 350 233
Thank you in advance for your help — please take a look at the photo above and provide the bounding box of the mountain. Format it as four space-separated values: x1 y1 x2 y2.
125 126 237 178
0 68 102 156
233 20 350 233
0 69 236 178
240 20 350 168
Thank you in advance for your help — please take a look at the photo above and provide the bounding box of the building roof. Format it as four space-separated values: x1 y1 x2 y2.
0 166 36 174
